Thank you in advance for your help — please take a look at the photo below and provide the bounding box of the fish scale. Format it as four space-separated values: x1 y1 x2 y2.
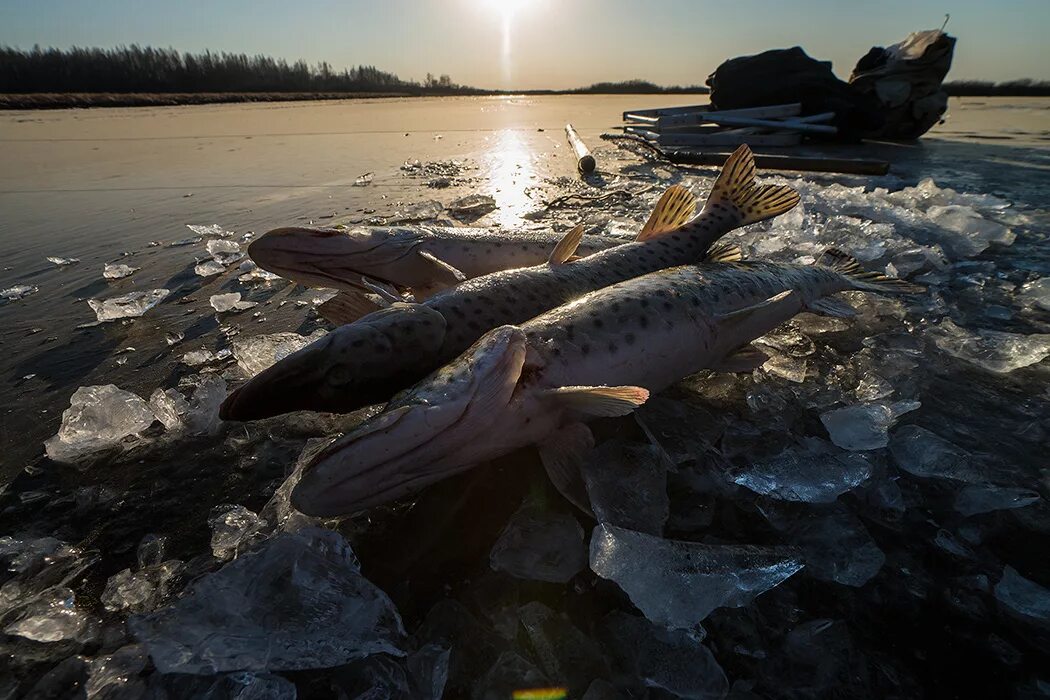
220 145 801 421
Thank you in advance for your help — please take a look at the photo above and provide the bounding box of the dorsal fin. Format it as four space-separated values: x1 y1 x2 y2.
417 250 466 284
548 224 585 265
636 185 698 241
817 248 925 294
702 145 800 227
705 242 743 263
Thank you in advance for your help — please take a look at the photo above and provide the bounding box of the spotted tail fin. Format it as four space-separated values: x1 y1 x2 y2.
818 248 925 294
702 145 800 227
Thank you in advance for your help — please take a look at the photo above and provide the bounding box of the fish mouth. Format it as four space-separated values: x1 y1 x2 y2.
248 226 423 286
290 325 528 516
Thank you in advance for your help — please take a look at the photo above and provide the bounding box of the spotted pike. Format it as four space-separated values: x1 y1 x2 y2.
248 224 623 301
219 145 800 421
290 251 922 516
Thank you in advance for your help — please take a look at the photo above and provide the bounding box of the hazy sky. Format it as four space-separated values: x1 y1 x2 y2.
2 0 1047 89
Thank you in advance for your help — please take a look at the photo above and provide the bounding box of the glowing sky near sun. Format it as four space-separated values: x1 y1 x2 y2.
2 0 1048 89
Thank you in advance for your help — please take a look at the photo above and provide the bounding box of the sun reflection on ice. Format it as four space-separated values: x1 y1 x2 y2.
483 127 540 227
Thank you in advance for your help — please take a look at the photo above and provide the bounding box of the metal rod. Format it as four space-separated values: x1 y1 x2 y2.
565 123 596 174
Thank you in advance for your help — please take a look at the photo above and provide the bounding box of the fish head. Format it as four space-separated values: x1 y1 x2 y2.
290 325 531 516
218 303 448 421
248 226 425 290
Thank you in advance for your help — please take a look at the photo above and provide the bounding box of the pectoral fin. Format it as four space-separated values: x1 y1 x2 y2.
704 242 744 263
538 422 594 515
714 290 804 347
360 276 402 304
316 291 384 325
541 385 650 417
417 250 466 285
548 224 585 265
636 185 698 241
710 344 768 373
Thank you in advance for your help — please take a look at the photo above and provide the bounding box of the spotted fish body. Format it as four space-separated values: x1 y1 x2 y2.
248 224 621 296
290 254 921 517
220 145 800 421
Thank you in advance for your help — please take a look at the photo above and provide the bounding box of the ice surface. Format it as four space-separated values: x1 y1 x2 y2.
210 292 257 313
1018 278 1050 312
88 289 170 322
995 567 1050 626
1 284 38 300
928 318 1050 373
195 259 226 277
489 503 586 583
820 400 920 451
729 437 872 503
599 611 728 700
4 587 93 643
45 385 157 464
129 527 405 674
589 524 803 628
888 425 983 482
103 262 139 279
206 239 244 265
101 560 182 613
581 439 669 535
232 329 328 376
209 504 267 561
954 485 1041 517
46 256 80 266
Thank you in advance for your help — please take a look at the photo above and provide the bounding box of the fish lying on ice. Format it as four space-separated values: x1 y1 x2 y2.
248 224 624 303
219 145 800 421
290 250 922 517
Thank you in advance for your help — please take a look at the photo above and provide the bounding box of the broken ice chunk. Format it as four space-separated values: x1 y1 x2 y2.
232 329 328 376
730 437 872 503
45 385 157 464
995 566 1050 627
194 259 226 277
820 400 920 451
209 504 267 561
888 425 983 482
4 587 93 643
168 236 202 247
448 194 496 219
926 205 1014 258
582 439 669 535
762 507 884 587
187 224 235 238
517 602 611 696
354 172 375 186
238 260 282 283
391 200 444 223
182 374 226 434
1 284 39 301
954 485 1040 517
180 349 216 367
85 645 149 698
46 256 80 266
489 503 586 583
599 611 728 699
1018 278 1050 312
149 388 190 431
101 560 182 613
209 292 257 313
129 528 405 674
146 671 296 698
928 318 1050 373
589 524 803 628
206 239 244 265
88 289 170 322
103 262 139 279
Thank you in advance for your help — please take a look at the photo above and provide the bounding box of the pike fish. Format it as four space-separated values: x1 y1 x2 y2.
219 145 799 421
290 250 921 516
248 224 624 301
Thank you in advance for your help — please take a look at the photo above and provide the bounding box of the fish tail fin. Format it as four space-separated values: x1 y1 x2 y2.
701 145 800 227
817 247 925 294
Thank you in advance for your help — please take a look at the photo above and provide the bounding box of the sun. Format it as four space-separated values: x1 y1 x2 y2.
482 0 532 20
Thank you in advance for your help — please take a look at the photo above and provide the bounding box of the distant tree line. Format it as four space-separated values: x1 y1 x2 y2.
944 79 1050 96
574 79 709 94
0 45 483 94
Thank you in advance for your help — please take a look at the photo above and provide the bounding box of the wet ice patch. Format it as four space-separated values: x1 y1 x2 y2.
2 284 39 301
729 437 872 503
820 400 920 451
46 256 80 266
129 528 405 674
45 385 157 464
209 292 257 313
187 224 235 239
103 262 139 279
232 329 327 376
88 289 170 322
928 318 1050 373
888 425 984 482
589 524 803 628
